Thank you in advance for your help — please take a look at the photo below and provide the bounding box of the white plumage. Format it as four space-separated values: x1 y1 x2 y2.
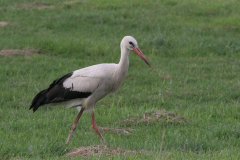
63 63 127 109
30 36 151 144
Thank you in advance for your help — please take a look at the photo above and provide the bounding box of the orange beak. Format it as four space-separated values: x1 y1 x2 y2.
133 48 151 67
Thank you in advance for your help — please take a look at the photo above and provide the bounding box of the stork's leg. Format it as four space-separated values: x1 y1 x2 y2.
66 108 84 144
91 111 105 142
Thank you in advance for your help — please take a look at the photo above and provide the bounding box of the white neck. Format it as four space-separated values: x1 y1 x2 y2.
109 46 130 93
118 47 130 73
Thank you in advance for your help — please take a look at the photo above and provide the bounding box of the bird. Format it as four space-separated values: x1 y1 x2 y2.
29 36 151 144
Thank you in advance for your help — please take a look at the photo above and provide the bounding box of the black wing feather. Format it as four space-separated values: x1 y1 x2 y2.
29 72 91 112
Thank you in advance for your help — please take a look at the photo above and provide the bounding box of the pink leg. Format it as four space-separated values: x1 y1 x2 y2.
66 108 84 144
91 112 105 142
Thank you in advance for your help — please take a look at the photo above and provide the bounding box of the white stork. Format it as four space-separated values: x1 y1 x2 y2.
30 36 151 144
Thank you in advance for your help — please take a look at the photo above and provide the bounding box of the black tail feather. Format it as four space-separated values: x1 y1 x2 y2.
29 72 92 112
29 89 47 112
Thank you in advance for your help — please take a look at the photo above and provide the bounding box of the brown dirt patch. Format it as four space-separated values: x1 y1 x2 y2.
121 110 190 126
67 145 150 157
98 127 135 134
0 49 41 56
0 22 10 27
15 2 54 10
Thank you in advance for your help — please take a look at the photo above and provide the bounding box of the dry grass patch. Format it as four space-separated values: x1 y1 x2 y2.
67 145 151 157
161 75 171 80
98 127 135 134
15 2 54 10
0 49 41 56
0 22 11 27
63 1 82 6
224 25 238 30
121 110 189 126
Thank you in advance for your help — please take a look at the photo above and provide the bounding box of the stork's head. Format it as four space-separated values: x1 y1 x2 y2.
121 36 151 67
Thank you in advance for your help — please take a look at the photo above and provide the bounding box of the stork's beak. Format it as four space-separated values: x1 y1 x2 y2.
133 48 151 67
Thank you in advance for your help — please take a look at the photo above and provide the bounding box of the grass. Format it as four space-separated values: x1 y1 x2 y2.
0 0 240 159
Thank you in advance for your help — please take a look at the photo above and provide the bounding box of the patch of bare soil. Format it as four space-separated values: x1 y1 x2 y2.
98 127 135 134
0 22 10 27
15 2 54 10
0 49 41 56
121 110 190 126
67 145 150 157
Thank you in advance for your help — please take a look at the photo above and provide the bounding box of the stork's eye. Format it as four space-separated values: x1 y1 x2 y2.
129 41 134 47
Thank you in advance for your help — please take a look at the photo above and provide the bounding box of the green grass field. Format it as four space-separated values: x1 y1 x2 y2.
0 0 240 159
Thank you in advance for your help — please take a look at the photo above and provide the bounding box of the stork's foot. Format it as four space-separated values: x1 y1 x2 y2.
91 112 105 142
66 131 74 144
92 124 105 142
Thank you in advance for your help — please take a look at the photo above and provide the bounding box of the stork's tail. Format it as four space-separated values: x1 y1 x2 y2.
29 89 47 112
